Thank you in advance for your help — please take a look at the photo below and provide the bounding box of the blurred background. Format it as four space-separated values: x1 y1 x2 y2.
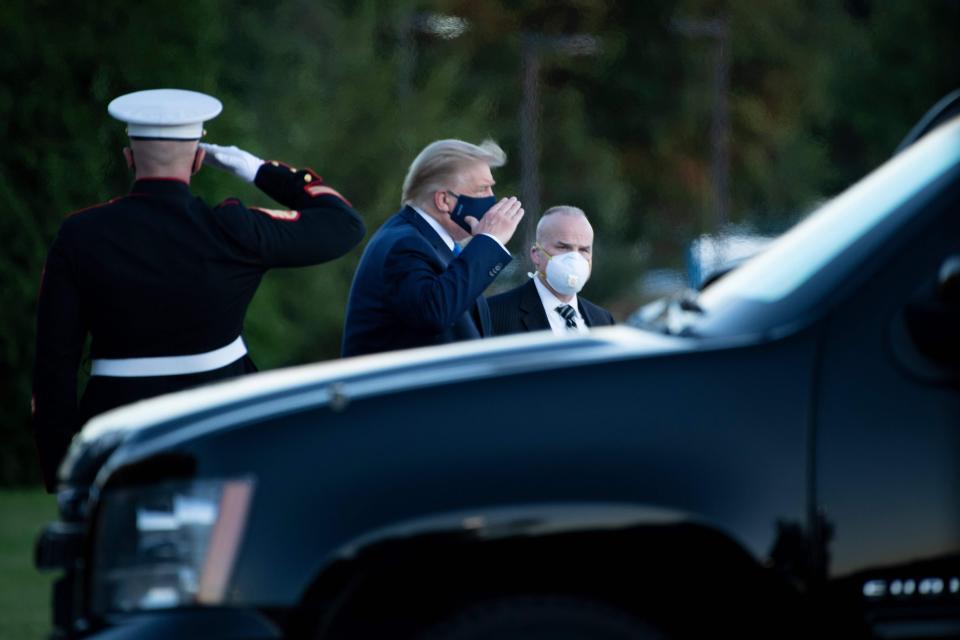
1 0 958 487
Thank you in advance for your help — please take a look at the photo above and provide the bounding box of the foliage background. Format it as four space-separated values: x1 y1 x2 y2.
1 0 957 485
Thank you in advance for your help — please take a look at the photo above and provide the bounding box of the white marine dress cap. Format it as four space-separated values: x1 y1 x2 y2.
108 88 223 140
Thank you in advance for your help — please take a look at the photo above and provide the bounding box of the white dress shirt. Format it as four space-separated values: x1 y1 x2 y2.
532 275 588 335
411 205 510 255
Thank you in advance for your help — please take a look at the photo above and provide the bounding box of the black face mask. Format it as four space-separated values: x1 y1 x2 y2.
448 192 496 233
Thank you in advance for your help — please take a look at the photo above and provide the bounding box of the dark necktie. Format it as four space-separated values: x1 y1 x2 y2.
555 304 578 329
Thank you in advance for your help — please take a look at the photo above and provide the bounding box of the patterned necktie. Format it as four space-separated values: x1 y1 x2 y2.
555 304 578 329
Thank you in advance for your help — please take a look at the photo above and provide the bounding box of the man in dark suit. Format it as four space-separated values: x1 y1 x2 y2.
342 139 524 357
32 89 365 490
488 205 614 336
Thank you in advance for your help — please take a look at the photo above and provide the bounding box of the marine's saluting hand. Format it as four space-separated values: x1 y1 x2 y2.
466 196 524 245
199 143 264 183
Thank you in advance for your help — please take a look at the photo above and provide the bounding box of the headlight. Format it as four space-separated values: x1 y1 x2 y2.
91 477 254 614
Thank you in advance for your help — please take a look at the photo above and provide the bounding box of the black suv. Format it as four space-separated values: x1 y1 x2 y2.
37 95 960 639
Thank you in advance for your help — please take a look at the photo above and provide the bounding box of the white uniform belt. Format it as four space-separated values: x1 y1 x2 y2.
90 336 247 377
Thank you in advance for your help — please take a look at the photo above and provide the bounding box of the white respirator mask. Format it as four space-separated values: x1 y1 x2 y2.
535 244 591 296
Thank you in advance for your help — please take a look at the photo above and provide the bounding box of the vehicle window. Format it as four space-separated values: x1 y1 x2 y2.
698 118 960 309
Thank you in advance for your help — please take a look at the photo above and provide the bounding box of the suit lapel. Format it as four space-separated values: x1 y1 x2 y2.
577 300 595 327
401 206 454 266
475 296 492 337
519 279 551 332
402 206 484 338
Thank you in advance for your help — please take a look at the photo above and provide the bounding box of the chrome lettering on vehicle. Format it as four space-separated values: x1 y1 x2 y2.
863 577 960 600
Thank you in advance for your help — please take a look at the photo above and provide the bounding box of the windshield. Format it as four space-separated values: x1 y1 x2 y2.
697 116 960 313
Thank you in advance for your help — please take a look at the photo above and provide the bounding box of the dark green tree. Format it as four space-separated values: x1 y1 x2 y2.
0 0 226 485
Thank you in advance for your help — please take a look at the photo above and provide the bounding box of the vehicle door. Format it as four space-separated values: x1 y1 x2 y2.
815 162 960 637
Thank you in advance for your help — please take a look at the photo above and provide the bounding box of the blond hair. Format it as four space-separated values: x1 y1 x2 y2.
401 139 506 207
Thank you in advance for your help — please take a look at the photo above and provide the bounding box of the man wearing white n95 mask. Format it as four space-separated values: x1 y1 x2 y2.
487 205 614 336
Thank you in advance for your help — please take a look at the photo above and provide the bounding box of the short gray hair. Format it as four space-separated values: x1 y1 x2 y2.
535 205 589 242
401 139 506 207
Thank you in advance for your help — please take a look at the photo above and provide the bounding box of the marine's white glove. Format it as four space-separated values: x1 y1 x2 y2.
199 143 264 183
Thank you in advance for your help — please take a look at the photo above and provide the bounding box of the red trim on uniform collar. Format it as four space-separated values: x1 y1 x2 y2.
129 178 193 199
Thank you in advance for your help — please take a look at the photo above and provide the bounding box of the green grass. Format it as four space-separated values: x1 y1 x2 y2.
0 488 58 639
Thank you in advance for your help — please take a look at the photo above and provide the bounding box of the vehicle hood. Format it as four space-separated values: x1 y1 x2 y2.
60 326 698 486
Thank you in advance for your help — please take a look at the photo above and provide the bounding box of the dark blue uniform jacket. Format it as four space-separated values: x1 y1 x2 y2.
33 162 364 489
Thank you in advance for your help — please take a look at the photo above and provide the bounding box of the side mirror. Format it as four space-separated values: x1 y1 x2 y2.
904 255 960 366
937 255 960 304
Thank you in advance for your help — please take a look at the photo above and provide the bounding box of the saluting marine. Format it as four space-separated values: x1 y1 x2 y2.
32 89 365 491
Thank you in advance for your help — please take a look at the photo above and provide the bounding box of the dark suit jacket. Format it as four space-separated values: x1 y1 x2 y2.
487 278 615 336
342 206 511 357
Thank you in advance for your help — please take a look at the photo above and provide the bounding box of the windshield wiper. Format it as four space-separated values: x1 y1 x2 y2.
627 291 705 337
677 294 704 314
